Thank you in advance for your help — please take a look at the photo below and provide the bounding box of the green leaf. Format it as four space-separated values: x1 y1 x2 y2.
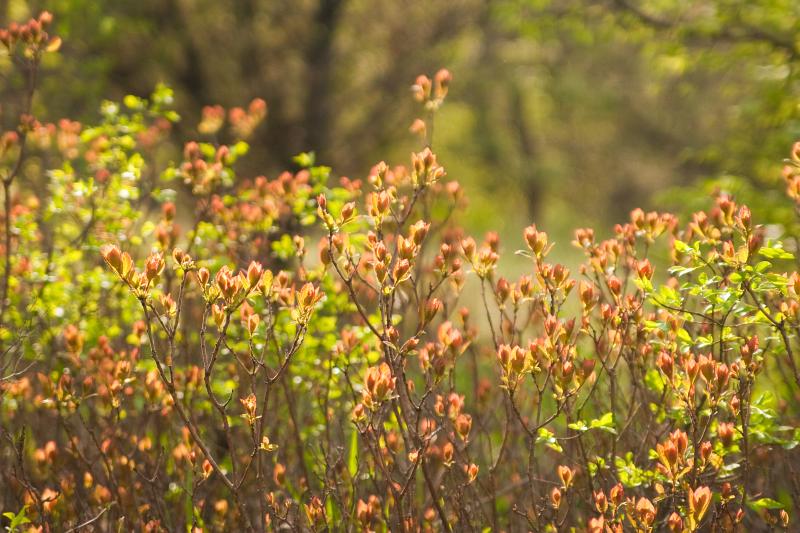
644 368 665 394
293 152 315 168
589 412 617 434
123 94 143 110
759 245 794 260
568 420 589 432
673 240 690 253
536 427 563 453
748 497 784 510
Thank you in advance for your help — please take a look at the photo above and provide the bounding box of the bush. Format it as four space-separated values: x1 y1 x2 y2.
1 13 799 532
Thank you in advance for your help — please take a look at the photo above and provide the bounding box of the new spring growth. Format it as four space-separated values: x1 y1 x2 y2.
317 193 337 231
0 11 61 56
687 486 712 530
362 363 396 410
292 283 323 325
411 68 452 111
240 393 259 426
411 147 445 187
524 224 549 258
497 344 529 389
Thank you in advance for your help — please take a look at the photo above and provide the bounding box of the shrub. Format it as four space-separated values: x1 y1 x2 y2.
1 13 799 532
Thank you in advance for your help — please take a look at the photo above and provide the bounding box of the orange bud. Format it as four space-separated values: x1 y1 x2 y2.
550 487 562 509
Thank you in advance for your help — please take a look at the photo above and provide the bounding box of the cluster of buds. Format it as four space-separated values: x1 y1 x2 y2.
409 117 426 139
360 363 396 411
366 190 392 225
496 344 531 389
102 245 166 296
461 236 499 279
496 275 535 308
171 247 195 272
636 258 654 281
537 262 575 298
589 483 626 531
240 393 259 426
739 335 760 373
304 496 324 525
573 227 595 249
202 261 272 310
180 141 229 194
0 11 60 56
656 350 675 379
63 325 84 355
215 266 244 304
27 119 82 159
269 271 296 308
692 354 731 397
579 237 623 276
524 224 551 259
717 421 736 446
288 282 322 325
197 98 267 139
406 219 430 251
229 98 267 139
417 321 470 378
316 194 335 231
355 495 381 531
441 441 455 466
411 147 446 187
56 119 82 159
430 239 459 277
711 195 739 229
198 105 225 135
655 429 689 478
366 235 393 286
437 321 468 358
411 69 452 111
155 202 180 250
628 208 676 243
685 210 731 247
434 392 464 421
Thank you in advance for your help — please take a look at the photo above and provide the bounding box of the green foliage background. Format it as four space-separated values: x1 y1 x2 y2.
4 0 799 241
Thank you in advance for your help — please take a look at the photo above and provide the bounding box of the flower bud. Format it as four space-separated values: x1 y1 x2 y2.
700 441 713 462
101 245 123 273
667 512 683 532
718 422 735 446
145 253 165 281
594 490 608 513
550 487 561 509
455 413 472 441
247 261 263 288
557 465 574 489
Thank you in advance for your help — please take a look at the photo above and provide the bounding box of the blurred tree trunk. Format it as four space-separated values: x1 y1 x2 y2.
303 0 345 161
173 0 212 111
510 81 542 219
471 0 544 218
